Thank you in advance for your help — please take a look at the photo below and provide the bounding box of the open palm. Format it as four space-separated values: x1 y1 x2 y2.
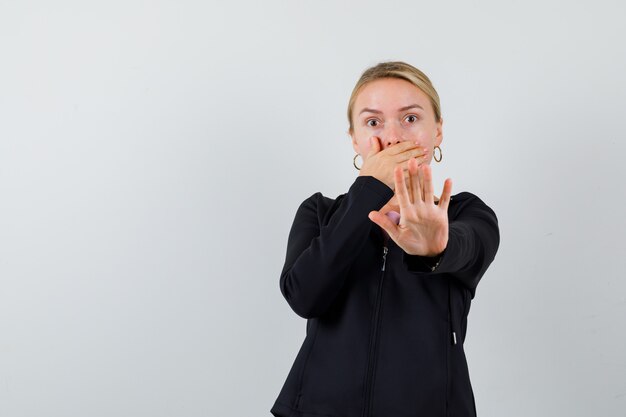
368 158 452 257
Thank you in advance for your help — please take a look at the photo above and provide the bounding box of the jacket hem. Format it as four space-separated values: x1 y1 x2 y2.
271 401 352 417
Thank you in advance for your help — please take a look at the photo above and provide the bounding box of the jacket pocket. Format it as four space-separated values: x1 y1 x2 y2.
446 281 478 417
463 286 471 318
294 319 319 410
446 278 452 416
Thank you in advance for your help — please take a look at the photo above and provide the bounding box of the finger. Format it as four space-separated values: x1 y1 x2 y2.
408 158 420 205
387 141 421 156
404 146 429 160
412 158 423 203
368 210 399 239
405 162 413 205
422 164 434 205
438 178 453 211
402 168 411 205
393 164 412 210
416 163 426 202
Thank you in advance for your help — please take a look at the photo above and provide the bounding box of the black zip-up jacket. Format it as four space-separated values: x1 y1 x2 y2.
270 175 500 417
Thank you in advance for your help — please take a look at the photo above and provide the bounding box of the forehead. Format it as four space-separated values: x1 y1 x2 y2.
354 78 430 112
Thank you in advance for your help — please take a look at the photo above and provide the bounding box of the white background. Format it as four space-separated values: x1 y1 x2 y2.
1 1 625 416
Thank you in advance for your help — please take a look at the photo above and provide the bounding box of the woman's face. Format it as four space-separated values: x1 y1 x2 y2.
350 77 443 165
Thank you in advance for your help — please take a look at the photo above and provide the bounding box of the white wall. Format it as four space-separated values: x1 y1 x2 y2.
1 1 624 416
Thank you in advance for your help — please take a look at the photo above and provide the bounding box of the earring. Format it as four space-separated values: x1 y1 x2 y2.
433 145 442 162
353 153 361 170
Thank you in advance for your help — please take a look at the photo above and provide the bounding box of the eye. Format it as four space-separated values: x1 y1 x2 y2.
366 119 380 127
405 114 419 123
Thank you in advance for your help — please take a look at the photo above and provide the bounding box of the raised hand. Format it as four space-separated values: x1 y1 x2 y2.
368 158 453 257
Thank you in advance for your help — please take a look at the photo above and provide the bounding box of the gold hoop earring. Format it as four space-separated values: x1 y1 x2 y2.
433 145 442 163
353 153 361 170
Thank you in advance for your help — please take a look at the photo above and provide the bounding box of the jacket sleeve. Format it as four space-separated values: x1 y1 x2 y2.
402 193 500 293
279 175 394 319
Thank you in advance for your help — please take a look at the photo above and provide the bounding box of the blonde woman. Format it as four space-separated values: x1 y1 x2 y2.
271 61 500 417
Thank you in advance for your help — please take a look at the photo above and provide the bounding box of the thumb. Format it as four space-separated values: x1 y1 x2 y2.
368 210 397 238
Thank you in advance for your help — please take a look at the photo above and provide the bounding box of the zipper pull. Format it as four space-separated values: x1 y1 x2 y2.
452 331 457 345
381 246 388 271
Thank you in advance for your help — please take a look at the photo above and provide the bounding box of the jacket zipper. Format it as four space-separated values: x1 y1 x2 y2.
448 280 457 346
362 239 388 417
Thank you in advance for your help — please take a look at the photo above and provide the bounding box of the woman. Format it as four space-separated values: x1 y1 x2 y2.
270 61 500 417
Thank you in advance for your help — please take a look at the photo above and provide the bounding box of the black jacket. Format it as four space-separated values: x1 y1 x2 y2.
270 175 500 417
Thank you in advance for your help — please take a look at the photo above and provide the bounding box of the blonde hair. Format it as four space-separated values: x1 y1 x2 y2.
347 61 442 134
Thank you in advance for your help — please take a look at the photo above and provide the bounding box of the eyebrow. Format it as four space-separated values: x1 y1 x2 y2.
359 104 424 115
